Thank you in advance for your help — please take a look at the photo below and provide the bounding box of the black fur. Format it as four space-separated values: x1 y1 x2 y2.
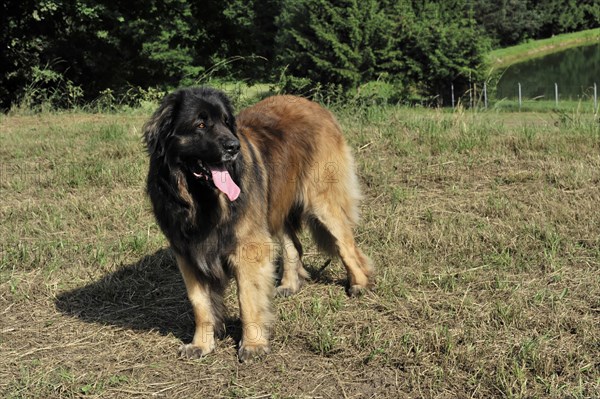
143 87 246 287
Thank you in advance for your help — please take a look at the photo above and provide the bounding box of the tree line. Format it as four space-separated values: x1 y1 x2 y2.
1 0 598 110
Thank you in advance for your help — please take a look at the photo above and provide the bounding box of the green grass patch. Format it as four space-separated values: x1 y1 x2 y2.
488 28 600 69
490 98 599 113
1 105 599 398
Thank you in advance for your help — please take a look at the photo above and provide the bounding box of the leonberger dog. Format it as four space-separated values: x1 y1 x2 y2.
143 87 373 361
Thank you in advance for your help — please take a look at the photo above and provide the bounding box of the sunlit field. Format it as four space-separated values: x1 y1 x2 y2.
1 104 599 398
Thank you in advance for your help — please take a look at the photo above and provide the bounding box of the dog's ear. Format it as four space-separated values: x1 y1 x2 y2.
143 91 180 157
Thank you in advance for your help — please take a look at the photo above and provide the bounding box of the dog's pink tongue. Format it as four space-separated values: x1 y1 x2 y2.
210 167 240 201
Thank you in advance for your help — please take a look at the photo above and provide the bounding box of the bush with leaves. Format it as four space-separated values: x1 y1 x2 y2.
275 0 398 95
275 0 490 103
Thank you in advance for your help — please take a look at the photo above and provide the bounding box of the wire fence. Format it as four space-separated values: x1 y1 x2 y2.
451 82 599 113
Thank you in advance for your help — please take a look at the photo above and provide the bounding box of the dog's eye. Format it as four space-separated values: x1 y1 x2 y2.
198 122 206 129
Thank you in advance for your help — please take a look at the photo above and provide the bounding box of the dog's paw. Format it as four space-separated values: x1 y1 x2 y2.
178 343 212 359
238 343 270 363
276 271 307 297
275 285 298 298
347 284 369 297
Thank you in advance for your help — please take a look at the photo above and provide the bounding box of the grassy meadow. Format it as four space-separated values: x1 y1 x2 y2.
487 28 600 69
1 102 599 398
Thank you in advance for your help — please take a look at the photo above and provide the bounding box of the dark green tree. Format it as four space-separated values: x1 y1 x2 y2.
276 0 490 103
534 0 600 38
474 0 600 46
275 0 396 92
190 0 280 80
0 0 206 109
4 0 594 110
408 0 491 103
473 0 542 46
1 0 60 109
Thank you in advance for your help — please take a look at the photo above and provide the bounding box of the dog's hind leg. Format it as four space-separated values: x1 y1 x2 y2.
309 211 373 296
305 146 374 296
276 225 309 297
175 254 222 358
307 203 374 296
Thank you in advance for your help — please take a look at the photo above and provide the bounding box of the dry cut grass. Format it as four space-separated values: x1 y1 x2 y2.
1 105 599 398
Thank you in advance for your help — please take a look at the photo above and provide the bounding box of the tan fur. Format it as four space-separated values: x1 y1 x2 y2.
277 232 309 296
175 171 196 224
175 254 217 357
159 94 372 361
235 96 373 301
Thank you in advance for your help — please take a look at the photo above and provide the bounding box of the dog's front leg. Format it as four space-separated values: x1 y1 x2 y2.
231 238 275 362
175 253 218 358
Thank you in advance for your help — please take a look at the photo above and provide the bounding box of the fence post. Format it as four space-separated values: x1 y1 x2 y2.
518 82 522 111
451 83 455 109
469 72 473 109
554 83 559 107
483 82 488 109
469 84 473 109
594 83 598 114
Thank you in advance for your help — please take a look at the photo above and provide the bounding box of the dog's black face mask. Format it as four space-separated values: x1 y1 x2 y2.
144 87 241 200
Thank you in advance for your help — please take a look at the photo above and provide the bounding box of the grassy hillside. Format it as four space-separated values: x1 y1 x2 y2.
488 28 600 69
1 105 599 398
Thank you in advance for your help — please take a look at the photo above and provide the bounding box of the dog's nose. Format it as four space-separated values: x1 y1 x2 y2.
224 139 240 155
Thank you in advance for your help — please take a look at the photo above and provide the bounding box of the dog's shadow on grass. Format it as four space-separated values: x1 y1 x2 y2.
55 248 241 344
55 249 346 344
